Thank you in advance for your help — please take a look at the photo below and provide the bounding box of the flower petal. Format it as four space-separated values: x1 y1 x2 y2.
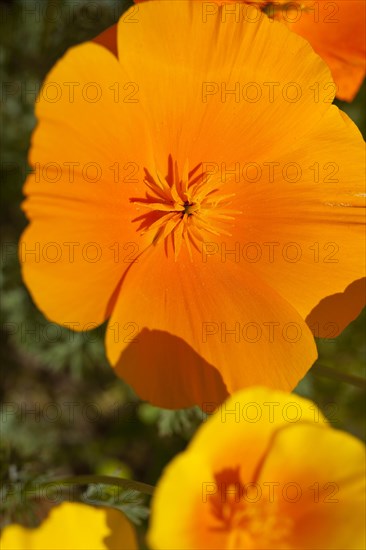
148 451 222 550
289 0 366 101
217 106 365 324
258 424 366 549
93 24 118 57
148 387 330 549
20 42 151 327
112 327 229 409
106 246 317 408
306 277 366 338
0 502 137 550
117 0 333 170
189 386 327 474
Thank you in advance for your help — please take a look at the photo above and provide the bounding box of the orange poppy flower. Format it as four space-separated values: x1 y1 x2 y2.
135 0 366 101
1 502 137 550
148 387 366 549
20 1 365 408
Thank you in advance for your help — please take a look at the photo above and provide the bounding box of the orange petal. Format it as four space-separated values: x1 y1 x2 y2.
106 245 317 408
20 41 151 327
134 0 365 101
118 0 333 171
289 0 366 101
113 328 229 409
93 24 118 57
306 277 366 338
218 106 365 323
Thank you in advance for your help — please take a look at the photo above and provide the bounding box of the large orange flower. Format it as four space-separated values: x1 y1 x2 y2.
148 387 366 549
135 0 366 101
20 1 365 408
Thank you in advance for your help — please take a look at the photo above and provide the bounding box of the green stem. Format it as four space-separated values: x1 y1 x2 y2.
32 475 155 496
311 364 366 389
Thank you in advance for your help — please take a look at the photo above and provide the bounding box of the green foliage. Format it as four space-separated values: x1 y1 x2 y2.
157 406 206 439
294 308 366 438
83 485 150 525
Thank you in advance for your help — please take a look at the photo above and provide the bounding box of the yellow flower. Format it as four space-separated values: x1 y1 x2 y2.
148 387 366 549
20 0 365 408
0 502 138 550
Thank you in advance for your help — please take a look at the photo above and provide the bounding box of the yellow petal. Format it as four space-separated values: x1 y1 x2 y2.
258 424 366 549
189 386 327 474
148 388 365 549
148 451 221 549
1 502 137 550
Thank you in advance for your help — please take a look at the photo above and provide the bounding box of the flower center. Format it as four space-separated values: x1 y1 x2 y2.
183 201 199 216
209 468 294 549
130 156 240 261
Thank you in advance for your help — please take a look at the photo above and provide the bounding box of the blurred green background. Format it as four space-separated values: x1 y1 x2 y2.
1 0 365 545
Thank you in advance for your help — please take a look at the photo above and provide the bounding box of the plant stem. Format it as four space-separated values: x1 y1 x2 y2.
30 475 155 496
311 364 366 389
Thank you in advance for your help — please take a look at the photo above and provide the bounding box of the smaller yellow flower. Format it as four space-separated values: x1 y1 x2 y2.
1 502 138 550
148 387 366 549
